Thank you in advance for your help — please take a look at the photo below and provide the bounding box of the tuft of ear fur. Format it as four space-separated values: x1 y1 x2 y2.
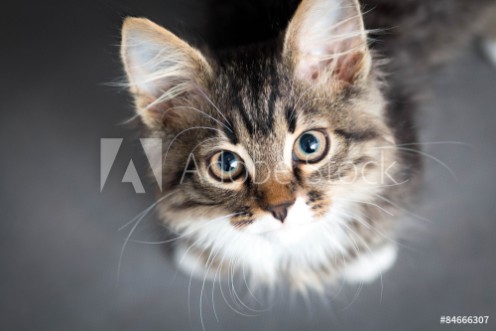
121 17 212 128
284 0 371 87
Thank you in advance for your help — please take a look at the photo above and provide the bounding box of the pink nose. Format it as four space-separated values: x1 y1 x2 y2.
266 202 294 222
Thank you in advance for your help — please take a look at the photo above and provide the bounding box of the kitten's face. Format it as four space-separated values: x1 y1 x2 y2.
121 0 399 278
154 58 394 242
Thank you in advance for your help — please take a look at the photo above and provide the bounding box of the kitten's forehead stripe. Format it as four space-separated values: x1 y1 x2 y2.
334 128 379 142
285 105 297 133
334 129 380 142
223 117 238 144
227 76 255 135
215 43 286 138
266 81 278 132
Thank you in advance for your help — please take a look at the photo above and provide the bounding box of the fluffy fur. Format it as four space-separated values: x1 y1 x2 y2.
119 0 495 291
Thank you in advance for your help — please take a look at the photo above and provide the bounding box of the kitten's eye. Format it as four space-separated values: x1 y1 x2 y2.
208 150 245 182
293 130 329 163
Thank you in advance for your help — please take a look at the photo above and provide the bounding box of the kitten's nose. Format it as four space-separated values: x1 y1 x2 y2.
267 202 294 223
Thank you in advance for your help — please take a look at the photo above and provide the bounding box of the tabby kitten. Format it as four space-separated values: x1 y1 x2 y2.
119 0 492 291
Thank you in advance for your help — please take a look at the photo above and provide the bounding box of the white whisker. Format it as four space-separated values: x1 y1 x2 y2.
195 88 231 126
373 193 433 224
166 105 232 133
129 213 239 246
163 126 225 166
375 146 458 180
116 192 174 284
333 197 394 216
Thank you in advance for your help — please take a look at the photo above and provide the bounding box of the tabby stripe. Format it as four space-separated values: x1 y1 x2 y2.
223 117 238 144
334 129 378 142
285 106 297 133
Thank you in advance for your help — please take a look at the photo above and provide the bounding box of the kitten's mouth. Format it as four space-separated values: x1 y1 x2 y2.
242 197 318 242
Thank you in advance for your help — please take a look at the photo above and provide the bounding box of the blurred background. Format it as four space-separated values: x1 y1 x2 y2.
1 1 495 330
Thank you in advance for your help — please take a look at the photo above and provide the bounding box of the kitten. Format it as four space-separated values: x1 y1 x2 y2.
119 0 495 291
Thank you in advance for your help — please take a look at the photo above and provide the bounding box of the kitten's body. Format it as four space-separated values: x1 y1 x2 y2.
120 0 495 291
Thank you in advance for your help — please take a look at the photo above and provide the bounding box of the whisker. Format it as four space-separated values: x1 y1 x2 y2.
195 88 231 128
387 141 471 148
118 194 172 231
291 84 317 120
117 113 140 126
341 279 364 311
379 271 384 304
227 242 269 314
373 193 433 224
340 221 374 255
190 137 219 153
375 146 458 180
241 259 265 307
116 192 174 283
186 243 211 329
374 179 410 188
200 229 230 331
166 105 232 133
130 213 239 245
216 241 257 317
163 126 226 166
333 197 394 216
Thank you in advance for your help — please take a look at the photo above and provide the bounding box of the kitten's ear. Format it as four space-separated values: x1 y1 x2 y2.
121 17 212 127
283 0 371 87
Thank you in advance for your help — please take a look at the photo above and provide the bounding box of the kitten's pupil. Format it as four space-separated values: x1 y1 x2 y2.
299 133 319 155
219 151 238 173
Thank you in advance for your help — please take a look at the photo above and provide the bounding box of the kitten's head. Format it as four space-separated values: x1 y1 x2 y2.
120 0 398 274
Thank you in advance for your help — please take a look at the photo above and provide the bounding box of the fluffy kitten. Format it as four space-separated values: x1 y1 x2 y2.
119 0 495 291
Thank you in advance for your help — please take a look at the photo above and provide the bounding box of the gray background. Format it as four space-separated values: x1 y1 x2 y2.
1 1 495 330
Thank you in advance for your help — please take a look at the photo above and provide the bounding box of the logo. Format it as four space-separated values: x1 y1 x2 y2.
100 138 162 193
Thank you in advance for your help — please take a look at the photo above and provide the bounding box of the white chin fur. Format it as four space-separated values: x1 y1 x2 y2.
171 197 395 289
341 244 397 284
482 38 496 67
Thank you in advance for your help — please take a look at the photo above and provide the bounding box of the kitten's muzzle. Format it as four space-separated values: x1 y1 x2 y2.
256 180 296 222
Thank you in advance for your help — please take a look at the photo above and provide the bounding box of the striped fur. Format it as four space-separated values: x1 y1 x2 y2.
119 0 494 291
